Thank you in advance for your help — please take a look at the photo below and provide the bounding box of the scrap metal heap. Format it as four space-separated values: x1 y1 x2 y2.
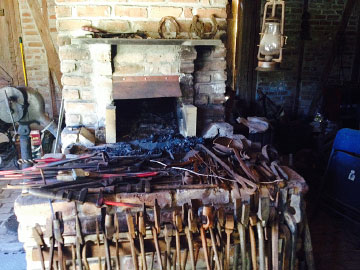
10 136 314 270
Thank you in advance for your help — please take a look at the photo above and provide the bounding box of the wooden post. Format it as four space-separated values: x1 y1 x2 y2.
3 0 23 86
236 0 261 103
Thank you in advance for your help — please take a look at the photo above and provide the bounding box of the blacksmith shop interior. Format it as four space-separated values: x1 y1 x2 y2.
0 0 360 269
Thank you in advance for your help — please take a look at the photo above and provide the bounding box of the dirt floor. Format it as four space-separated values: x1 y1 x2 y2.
309 206 360 270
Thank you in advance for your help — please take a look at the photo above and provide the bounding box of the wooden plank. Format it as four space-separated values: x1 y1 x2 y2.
72 38 222 46
26 0 62 89
8 0 24 86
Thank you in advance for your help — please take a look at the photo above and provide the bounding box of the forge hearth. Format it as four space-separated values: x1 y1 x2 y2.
61 39 227 148
115 97 178 139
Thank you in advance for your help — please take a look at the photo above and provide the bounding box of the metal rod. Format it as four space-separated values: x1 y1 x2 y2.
53 98 64 154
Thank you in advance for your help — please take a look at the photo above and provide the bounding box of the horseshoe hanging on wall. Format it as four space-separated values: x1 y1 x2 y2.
189 14 218 39
158 16 180 39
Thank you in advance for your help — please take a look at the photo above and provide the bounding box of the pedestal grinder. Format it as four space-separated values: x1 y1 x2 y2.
0 86 58 167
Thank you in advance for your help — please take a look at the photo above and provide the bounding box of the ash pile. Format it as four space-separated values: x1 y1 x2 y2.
10 135 314 270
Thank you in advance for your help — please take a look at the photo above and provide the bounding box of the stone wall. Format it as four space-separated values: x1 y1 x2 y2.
113 45 182 76
256 0 360 116
56 0 229 141
18 0 61 116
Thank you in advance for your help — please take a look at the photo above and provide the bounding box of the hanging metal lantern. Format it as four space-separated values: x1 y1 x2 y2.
257 0 287 71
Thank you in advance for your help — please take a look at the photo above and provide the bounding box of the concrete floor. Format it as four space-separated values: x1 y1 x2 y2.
0 180 26 270
0 214 26 270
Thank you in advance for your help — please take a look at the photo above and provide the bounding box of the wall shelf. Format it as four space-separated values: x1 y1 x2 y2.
71 38 223 46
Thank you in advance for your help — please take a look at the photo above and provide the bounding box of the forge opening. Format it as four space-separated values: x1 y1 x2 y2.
114 97 179 140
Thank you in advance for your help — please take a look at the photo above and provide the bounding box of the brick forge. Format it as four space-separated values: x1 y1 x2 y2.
57 0 229 148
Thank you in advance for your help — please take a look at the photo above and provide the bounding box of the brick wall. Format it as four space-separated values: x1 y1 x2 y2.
195 45 227 130
18 0 61 115
55 0 227 38
256 0 360 116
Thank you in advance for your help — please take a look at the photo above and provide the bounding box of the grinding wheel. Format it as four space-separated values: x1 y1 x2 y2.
0 87 26 123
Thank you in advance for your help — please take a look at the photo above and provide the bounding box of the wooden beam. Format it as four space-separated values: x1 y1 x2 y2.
40 0 57 117
26 0 62 89
41 0 48 27
8 0 24 86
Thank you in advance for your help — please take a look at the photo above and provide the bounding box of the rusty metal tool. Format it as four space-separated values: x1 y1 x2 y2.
256 222 265 270
75 203 84 270
103 228 112 270
235 190 250 270
164 224 173 270
271 216 279 270
303 213 315 270
82 241 91 270
105 210 116 270
48 226 55 270
203 206 222 270
138 209 148 270
102 211 114 270
181 249 188 270
185 208 197 270
232 245 239 270
172 250 177 270
216 208 225 267
152 200 164 270
126 212 139 270
249 215 257 270
224 215 234 270
279 224 291 270
96 219 103 270
284 212 297 270
285 191 302 270
199 225 211 270
48 201 56 270
53 212 65 270
71 245 76 270
173 211 183 270
181 204 190 270
257 187 270 270
32 224 46 270
114 213 121 270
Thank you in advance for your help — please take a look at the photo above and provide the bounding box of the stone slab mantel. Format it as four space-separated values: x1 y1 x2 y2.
71 38 223 46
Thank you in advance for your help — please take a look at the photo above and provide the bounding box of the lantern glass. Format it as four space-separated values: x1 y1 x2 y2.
259 21 281 61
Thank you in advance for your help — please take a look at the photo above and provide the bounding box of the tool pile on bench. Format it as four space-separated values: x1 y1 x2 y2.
10 136 314 270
